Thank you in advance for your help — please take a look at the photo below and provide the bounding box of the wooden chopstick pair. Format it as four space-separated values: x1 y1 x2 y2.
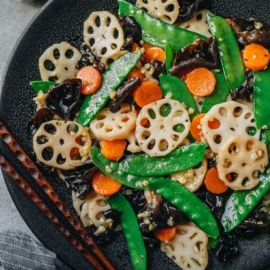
0 120 115 270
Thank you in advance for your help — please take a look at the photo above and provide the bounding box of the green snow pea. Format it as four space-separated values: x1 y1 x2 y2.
207 14 245 91
76 52 141 127
160 74 198 120
90 147 219 237
253 67 270 129
119 143 207 176
201 69 230 113
165 42 174 74
221 164 270 233
108 193 147 270
89 147 148 190
148 177 219 238
30 81 58 94
118 0 205 52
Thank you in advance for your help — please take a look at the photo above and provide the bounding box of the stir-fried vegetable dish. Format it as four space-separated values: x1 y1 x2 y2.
28 0 270 269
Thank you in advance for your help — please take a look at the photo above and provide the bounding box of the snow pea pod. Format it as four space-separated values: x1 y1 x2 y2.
148 177 219 238
76 52 141 127
160 74 198 120
118 0 205 52
30 81 58 94
221 164 270 233
201 69 230 113
90 147 219 237
207 14 245 91
108 193 147 270
89 147 148 190
253 67 270 129
119 143 207 176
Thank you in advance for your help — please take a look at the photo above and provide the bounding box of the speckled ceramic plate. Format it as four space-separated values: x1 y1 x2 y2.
1 0 270 269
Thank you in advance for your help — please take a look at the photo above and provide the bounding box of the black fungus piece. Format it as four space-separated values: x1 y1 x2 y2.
109 76 142 113
195 185 232 221
207 158 217 169
121 186 147 214
137 194 189 233
103 209 122 230
119 16 142 44
239 200 270 228
231 18 270 48
27 108 54 134
151 59 166 79
44 79 81 120
89 226 119 246
76 42 106 73
65 164 96 200
169 37 219 75
176 0 204 23
142 232 160 247
231 71 253 102
216 232 239 262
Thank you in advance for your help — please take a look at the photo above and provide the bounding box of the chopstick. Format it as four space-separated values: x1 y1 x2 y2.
0 152 104 269
0 121 115 270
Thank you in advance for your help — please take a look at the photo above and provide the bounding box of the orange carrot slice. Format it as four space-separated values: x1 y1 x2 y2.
127 68 145 81
92 170 122 196
204 167 228 194
133 80 163 107
76 66 102 95
243 43 270 71
154 226 177 241
101 139 127 161
190 113 206 142
144 47 165 63
186 68 216 97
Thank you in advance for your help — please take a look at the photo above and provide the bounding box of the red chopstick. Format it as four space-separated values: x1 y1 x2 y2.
0 121 115 270
0 152 104 269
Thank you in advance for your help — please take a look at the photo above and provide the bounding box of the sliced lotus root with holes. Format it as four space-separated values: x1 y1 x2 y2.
135 98 190 156
83 11 124 58
101 50 128 68
72 191 85 216
161 222 208 270
171 159 207 192
33 120 91 170
88 194 110 227
177 10 212 37
39 42 81 83
201 101 260 154
136 0 180 24
126 131 142 153
90 103 136 140
217 135 268 190
80 202 93 227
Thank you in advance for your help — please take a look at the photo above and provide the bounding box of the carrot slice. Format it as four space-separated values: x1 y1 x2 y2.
101 139 127 161
243 43 270 71
144 47 165 63
92 170 122 196
133 80 163 107
76 66 102 95
132 42 140 52
127 68 145 81
190 113 206 142
225 18 231 24
141 42 153 52
204 167 228 194
186 68 216 97
154 226 177 241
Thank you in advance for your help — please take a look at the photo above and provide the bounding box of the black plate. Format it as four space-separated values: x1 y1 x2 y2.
1 0 270 269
